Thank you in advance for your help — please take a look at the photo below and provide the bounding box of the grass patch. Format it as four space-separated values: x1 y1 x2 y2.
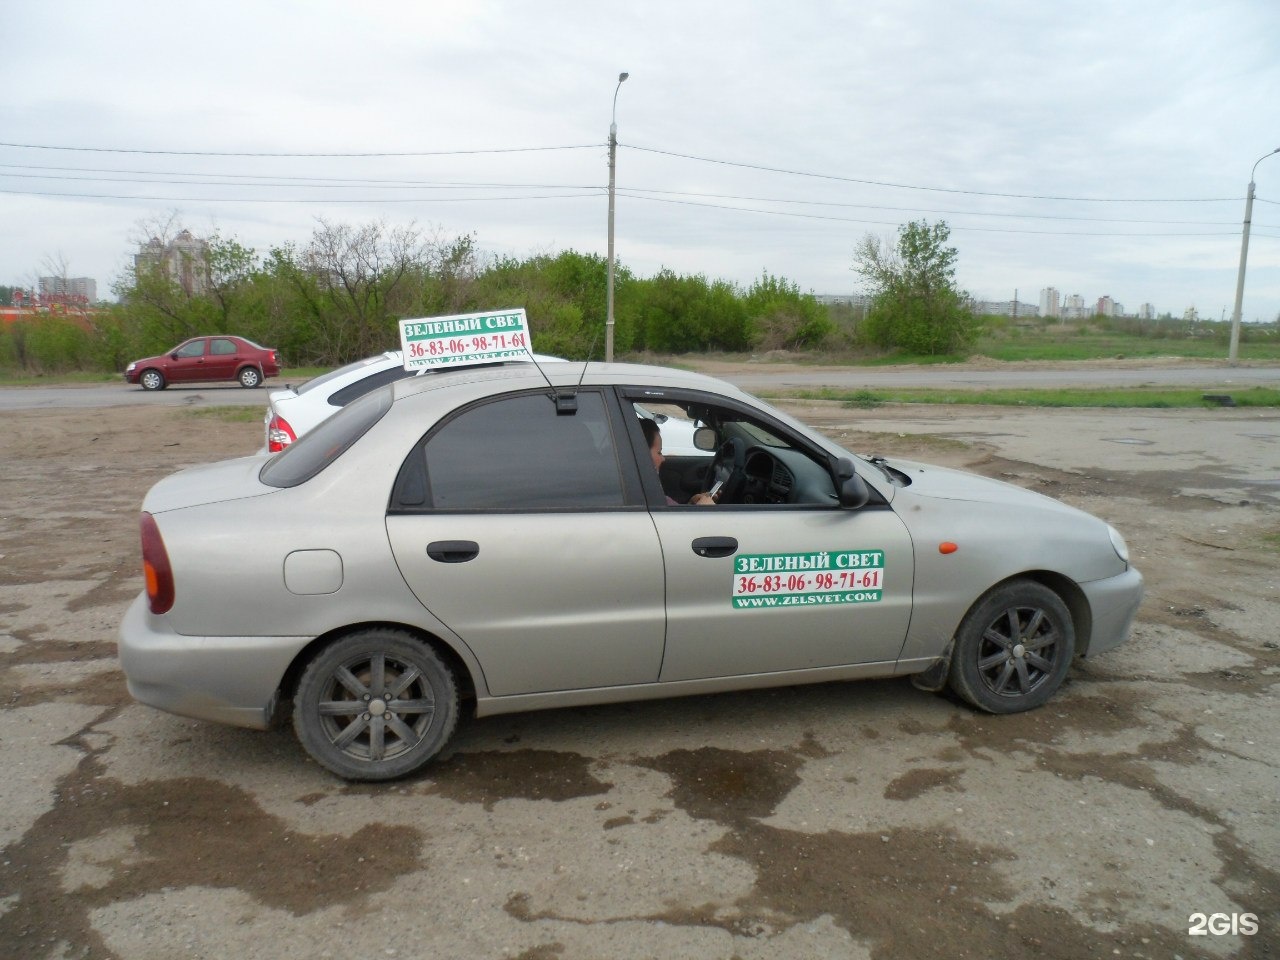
763 386 1280 409
853 431 971 452
183 406 263 424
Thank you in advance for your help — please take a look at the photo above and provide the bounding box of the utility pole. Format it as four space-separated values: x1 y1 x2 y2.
605 72 629 363
1229 148 1279 364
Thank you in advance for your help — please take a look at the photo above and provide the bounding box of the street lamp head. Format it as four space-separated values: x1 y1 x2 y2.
1251 147 1280 180
618 72 629 83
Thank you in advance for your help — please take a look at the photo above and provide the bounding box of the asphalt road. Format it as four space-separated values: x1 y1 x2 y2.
2 361 1278 410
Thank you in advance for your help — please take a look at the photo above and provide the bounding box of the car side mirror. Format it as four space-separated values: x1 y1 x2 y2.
835 456 870 509
693 427 718 452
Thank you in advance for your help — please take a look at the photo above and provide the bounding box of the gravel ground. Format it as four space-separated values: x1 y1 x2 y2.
0 394 1276 960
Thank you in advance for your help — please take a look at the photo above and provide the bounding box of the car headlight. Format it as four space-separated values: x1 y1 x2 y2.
1107 525 1130 564
126 362 136 372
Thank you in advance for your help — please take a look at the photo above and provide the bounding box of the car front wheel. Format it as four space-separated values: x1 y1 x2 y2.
139 369 166 391
947 580 1075 713
293 629 459 781
238 366 262 388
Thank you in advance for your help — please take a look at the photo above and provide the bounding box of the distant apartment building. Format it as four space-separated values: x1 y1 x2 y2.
1039 286 1061 319
1138 303 1156 320
1060 293 1088 320
975 300 1038 318
1095 295 1126 318
134 229 210 296
38 276 97 303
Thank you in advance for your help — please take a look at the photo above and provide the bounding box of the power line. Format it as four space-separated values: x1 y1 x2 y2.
0 140 601 158
618 186 1240 226
0 187 601 204
623 143 1240 204
0 162 597 190
0 167 1245 226
617 192 1243 237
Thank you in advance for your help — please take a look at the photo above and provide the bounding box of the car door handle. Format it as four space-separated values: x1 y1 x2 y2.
427 540 480 563
692 536 738 559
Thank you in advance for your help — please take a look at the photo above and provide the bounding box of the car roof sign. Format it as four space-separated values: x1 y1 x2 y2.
398 309 533 371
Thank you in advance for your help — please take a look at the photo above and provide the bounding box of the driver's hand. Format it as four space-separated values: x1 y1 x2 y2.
689 492 716 506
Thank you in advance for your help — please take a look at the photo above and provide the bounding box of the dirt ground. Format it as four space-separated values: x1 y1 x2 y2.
0 391 1277 959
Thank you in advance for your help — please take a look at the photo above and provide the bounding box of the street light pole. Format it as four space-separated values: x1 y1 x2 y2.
606 71 629 363
1228 147 1279 365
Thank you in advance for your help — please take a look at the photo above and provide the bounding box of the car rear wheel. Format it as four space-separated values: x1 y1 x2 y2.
293 629 459 781
238 366 262 388
947 580 1074 714
139 369 166 391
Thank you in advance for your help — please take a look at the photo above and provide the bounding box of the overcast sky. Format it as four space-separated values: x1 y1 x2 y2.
4 0 1279 322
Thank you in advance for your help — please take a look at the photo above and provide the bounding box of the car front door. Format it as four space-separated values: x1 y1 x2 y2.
166 338 208 383
623 388 915 681
385 389 666 698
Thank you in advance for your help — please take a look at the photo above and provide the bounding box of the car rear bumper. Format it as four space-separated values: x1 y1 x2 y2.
1081 565 1144 656
117 593 310 730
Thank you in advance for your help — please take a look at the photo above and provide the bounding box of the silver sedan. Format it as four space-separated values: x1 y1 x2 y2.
119 362 1143 780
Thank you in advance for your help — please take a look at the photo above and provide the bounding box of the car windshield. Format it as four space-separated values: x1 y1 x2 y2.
260 387 392 487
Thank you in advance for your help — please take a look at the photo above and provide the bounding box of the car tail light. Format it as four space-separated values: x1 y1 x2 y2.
267 413 296 452
140 512 175 614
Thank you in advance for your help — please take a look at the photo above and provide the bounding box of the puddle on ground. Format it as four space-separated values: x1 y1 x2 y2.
421 748 612 810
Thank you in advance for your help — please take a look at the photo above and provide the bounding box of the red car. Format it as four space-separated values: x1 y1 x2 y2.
125 336 280 391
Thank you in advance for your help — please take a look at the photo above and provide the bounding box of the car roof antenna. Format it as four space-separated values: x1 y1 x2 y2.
522 335 588 416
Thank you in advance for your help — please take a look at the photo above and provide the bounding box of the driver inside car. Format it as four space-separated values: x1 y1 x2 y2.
640 418 716 506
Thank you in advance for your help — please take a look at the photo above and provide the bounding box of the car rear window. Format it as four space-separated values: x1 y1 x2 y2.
329 365 417 407
295 355 396 396
260 387 392 488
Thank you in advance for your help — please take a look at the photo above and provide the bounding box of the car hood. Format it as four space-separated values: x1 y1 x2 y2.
143 455 277 514
878 457 1085 517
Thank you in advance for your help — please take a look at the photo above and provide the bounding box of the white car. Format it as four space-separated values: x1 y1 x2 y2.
264 351 564 452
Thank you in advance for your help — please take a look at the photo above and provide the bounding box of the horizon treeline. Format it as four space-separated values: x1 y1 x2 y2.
1 220 834 373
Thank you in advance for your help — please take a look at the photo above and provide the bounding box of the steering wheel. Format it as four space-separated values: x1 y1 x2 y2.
704 437 747 503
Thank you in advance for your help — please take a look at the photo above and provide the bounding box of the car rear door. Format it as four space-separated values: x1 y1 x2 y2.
207 337 240 380
385 388 666 697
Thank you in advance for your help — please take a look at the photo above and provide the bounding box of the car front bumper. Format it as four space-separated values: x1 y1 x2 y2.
1080 565 1144 656
117 593 310 730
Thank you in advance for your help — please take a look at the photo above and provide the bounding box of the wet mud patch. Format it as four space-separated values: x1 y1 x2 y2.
0 636 118 667
945 692 1141 755
711 824 1201 960
0 751 424 960
883 767 964 801
67 566 138 612
968 453 1276 509
0 660 129 710
637 746 804 826
421 749 612 810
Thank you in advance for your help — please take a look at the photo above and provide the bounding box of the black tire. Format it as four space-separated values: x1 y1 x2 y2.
238 366 262 388
293 628 459 781
947 580 1075 714
139 369 166 391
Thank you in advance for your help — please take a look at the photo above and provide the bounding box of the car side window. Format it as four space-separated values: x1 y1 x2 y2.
417 391 625 510
210 338 237 356
175 340 205 359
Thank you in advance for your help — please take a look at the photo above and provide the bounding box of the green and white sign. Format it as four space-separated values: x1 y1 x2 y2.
399 308 531 370
731 550 885 609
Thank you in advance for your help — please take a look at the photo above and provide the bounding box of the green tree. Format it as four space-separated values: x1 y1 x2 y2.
743 272 832 350
854 220 977 356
